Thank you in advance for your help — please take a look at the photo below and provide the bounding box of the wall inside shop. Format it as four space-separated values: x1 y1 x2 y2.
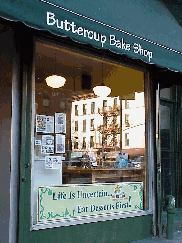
0 29 19 243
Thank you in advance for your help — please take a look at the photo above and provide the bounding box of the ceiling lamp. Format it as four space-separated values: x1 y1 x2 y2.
46 50 66 88
93 63 111 97
46 75 66 88
93 83 111 97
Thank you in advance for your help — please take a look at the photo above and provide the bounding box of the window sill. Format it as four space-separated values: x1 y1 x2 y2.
31 210 152 231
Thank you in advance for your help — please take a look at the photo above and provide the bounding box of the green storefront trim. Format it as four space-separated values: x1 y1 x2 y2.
14 25 155 242
29 214 153 243
0 0 182 72
1 1 181 242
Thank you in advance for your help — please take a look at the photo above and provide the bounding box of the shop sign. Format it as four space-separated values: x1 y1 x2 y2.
38 182 143 222
47 12 153 62
1 1 182 72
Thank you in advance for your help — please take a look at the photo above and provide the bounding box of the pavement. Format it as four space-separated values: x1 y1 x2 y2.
133 230 182 242
132 209 182 242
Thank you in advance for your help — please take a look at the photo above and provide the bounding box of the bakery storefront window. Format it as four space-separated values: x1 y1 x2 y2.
32 41 148 227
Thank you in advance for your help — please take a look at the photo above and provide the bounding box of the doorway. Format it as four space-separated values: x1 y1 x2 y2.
157 84 182 233
160 101 174 201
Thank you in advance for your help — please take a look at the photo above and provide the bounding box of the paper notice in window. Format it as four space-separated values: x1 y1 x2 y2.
45 156 62 170
56 134 65 153
36 115 54 133
36 115 46 132
55 113 66 134
41 135 54 154
46 116 54 133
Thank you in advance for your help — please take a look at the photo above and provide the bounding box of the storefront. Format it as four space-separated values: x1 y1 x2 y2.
0 1 182 243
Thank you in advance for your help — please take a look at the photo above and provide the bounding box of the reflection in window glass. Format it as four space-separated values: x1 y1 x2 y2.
103 100 107 107
83 119 86 132
75 120 78 132
83 104 87 115
125 133 129 146
90 118 94 130
91 102 95 114
125 114 130 127
74 141 78 149
32 42 147 225
90 136 94 148
75 105 78 116
125 100 129 109
160 87 173 99
82 137 86 149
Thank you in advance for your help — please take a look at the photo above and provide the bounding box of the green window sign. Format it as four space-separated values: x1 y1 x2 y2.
38 183 143 222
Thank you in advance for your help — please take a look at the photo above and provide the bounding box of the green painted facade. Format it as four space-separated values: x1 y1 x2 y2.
14 23 154 242
28 215 153 243
0 1 182 243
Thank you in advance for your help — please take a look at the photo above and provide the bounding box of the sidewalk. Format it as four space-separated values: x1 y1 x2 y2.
133 230 182 242
133 209 182 242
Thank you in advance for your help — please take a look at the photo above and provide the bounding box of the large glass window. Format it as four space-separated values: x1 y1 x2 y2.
32 41 148 227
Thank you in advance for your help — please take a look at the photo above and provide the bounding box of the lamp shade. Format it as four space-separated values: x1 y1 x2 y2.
93 83 111 97
46 75 66 88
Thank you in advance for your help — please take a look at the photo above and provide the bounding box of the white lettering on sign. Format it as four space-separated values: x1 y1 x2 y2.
47 12 106 47
46 12 153 62
110 35 131 51
133 43 153 62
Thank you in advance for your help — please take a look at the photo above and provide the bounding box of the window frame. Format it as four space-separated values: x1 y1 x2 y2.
29 37 155 231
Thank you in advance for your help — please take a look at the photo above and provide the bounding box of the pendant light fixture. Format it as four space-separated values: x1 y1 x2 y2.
46 50 66 88
93 62 111 97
